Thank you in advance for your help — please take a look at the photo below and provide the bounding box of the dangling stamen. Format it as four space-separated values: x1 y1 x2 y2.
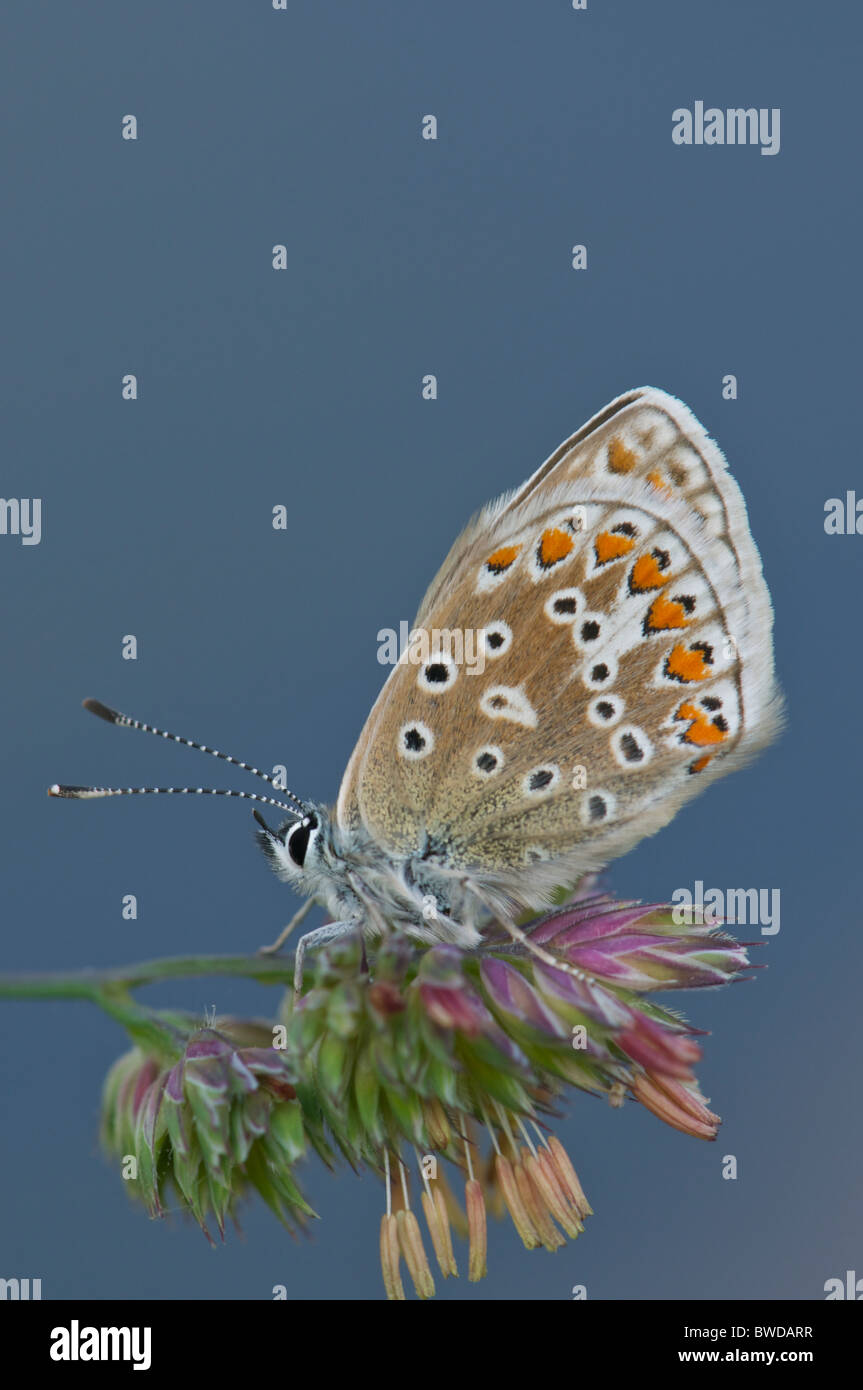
414 1145 432 1201
478 1102 501 1157
493 1100 520 1162
394 1158 435 1299
379 1150 406 1301
462 1131 487 1282
398 1156 411 1212
516 1114 538 1159
415 1147 458 1280
529 1118 550 1149
384 1148 393 1219
464 1133 476 1183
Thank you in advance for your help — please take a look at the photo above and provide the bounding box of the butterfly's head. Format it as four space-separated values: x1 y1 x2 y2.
254 802 334 894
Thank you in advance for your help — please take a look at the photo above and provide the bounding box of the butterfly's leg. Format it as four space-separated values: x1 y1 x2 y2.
258 897 315 955
293 920 359 998
496 915 593 982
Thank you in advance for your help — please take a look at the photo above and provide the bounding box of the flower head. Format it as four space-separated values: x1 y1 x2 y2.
101 1018 313 1243
100 888 751 1296
277 889 749 1296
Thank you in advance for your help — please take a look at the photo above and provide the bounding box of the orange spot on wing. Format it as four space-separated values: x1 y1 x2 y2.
689 754 713 773
485 544 521 573
607 437 637 473
664 642 712 683
594 531 636 565
675 701 729 747
630 552 670 592
646 468 673 495
645 595 689 631
538 528 575 568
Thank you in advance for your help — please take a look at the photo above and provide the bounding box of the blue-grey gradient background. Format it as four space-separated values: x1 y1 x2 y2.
1 2 860 1302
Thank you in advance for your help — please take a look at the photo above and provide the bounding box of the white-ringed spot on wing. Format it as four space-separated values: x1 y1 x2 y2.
479 684 538 729
472 745 505 778
544 587 583 625
398 721 435 761
611 725 654 768
572 611 604 651
582 654 618 690
524 844 552 864
482 621 513 659
417 651 458 694
588 693 625 728
581 789 616 825
522 764 561 799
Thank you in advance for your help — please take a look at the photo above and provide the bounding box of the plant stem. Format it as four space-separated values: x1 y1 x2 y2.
0 952 296 1002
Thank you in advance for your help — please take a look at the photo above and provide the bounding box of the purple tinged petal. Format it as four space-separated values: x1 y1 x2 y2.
617 1013 702 1079
523 897 750 992
228 1051 262 1095
480 959 569 1038
185 1035 234 1062
129 1056 162 1121
231 1089 271 1162
184 1053 232 1108
236 1047 293 1078
530 901 654 945
527 961 629 1030
137 1072 168 1162
538 904 669 949
416 947 496 1037
418 945 471 986
164 1060 185 1105
419 983 487 1036
563 948 637 981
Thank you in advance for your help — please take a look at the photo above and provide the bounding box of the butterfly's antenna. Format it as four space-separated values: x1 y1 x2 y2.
49 697 309 816
47 783 305 814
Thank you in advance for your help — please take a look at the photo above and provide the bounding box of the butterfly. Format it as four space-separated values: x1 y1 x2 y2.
50 388 782 991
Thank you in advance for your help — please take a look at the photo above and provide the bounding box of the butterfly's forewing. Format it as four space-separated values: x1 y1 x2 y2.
337 389 781 903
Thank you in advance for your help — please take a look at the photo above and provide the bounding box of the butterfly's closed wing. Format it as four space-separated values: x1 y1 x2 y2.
337 389 782 906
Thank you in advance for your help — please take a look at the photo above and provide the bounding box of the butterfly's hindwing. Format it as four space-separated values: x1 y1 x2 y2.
336 389 781 903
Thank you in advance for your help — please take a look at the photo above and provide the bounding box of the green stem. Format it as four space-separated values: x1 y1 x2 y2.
0 953 298 1056
0 953 295 1001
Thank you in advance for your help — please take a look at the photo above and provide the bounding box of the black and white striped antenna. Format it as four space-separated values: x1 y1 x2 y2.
47 699 308 820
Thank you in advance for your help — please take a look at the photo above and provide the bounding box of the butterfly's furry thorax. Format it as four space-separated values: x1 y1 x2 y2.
256 802 491 948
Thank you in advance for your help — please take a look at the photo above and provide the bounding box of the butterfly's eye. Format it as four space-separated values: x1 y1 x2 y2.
287 813 319 868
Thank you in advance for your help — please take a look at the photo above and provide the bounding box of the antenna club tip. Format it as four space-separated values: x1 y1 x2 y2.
48 784 106 799
83 698 120 723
